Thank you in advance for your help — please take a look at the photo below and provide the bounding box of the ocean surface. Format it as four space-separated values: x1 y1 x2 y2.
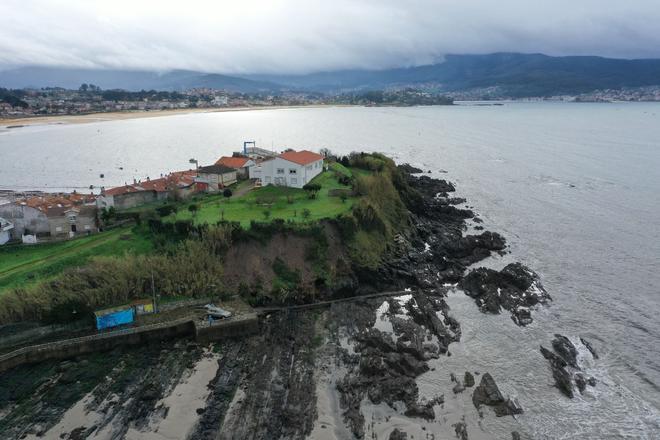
1 102 659 438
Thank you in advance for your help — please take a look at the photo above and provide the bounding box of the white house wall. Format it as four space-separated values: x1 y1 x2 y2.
250 158 323 188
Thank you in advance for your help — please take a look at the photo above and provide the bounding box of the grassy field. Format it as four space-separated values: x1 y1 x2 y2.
168 168 355 227
0 164 359 295
0 227 153 295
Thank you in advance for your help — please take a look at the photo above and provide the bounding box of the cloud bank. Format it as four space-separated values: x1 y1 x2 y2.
2 0 660 74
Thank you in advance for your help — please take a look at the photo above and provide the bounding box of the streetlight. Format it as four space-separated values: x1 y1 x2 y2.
189 158 198 169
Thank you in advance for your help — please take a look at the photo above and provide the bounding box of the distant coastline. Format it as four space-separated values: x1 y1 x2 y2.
0 104 355 128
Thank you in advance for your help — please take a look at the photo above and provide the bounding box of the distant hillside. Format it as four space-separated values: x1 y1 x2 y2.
0 67 281 93
2 53 660 97
245 53 660 96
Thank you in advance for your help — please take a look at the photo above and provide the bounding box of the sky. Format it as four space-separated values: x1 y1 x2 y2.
2 0 660 74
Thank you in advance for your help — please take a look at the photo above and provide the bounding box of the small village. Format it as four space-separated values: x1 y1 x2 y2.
0 142 352 347
0 143 327 245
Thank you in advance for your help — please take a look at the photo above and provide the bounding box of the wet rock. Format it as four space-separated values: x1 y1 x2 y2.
574 373 587 393
472 373 523 416
139 383 160 401
398 164 423 174
453 382 465 394
552 334 579 368
403 398 437 420
580 337 599 359
459 263 550 325
383 352 429 377
389 428 408 440
464 371 475 387
540 345 574 398
454 421 469 440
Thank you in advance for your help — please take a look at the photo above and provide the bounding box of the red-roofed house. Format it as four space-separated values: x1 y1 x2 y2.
97 170 199 210
215 156 256 178
249 150 324 188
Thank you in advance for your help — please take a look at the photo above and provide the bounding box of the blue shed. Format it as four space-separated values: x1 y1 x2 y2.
95 307 135 331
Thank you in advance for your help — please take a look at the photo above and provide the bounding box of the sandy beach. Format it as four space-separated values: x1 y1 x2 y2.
0 104 347 128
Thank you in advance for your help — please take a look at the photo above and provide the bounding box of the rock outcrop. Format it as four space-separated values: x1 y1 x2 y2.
459 263 550 325
472 373 523 417
540 334 597 398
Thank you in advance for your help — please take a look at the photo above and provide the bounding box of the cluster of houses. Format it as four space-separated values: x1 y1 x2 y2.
0 192 99 244
0 147 325 245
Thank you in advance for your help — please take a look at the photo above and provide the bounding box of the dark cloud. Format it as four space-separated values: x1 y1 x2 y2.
1 0 659 74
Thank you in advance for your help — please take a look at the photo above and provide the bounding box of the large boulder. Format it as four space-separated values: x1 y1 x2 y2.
472 373 523 417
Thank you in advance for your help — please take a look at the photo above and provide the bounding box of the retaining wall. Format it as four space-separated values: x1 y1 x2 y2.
0 313 260 374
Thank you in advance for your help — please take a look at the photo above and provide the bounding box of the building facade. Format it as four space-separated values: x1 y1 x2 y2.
195 164 237 192
46 206 98 238
249 150 324 188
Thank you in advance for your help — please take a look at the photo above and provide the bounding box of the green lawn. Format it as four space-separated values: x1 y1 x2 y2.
168 169 355 227
0 227 153 294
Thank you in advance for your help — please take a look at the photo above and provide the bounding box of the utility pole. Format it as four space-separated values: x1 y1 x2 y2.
151 271 157 313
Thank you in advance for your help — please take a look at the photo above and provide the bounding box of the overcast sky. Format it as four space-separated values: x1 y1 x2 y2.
2 0 660 74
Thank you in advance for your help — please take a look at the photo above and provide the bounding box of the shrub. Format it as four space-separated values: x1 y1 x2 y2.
302 208 311 220
156 204 177 217
302 183 321 199
223 188 233 199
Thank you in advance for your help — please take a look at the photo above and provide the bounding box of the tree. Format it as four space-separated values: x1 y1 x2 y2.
100 206 116 223
302 183 321 199
188 203 199 217
302 208 311 220
262 209 271 220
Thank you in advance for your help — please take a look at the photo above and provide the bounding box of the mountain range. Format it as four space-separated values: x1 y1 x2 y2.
2 53 660 97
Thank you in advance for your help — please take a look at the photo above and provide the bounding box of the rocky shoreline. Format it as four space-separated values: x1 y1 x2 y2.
0 163 589 439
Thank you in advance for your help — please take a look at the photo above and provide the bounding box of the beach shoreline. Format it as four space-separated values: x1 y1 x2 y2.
0 104 352 128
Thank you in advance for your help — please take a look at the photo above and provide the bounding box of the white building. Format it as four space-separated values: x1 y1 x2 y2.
249 150 324 188
0 217 14 245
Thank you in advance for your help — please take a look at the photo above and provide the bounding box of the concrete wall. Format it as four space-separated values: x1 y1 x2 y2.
0 314 260 373
114 191 158 210
195 314 259 343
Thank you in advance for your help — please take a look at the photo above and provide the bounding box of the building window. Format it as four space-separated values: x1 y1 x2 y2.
289 169 297 174
291 178 297 185
315 162 319 168
277 168 285 174
306 165 312 171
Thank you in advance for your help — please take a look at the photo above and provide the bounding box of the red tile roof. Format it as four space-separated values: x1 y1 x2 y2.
104 185 141 196
18 193 97 212
102 170 198 197
278 150 324 166
215 156 251 169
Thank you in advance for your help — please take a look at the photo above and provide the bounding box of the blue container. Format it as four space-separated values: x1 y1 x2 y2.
95 308 135 330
